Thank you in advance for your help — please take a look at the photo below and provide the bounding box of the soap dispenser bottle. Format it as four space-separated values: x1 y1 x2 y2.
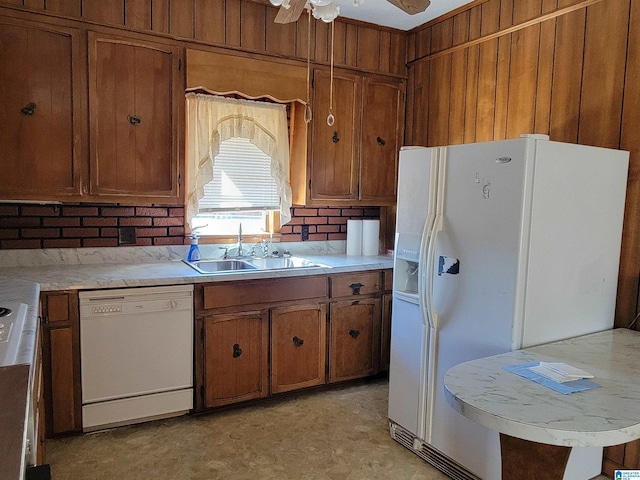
187 233 201 262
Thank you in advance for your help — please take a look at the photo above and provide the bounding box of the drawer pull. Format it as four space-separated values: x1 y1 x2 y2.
232 343 243 358
349 283 364 295
292 336 304 347
349 329 360 339
376 136 386 146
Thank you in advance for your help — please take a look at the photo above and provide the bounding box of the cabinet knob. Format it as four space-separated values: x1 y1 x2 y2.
128 114 142 126
376 136 386 146
292 336 304 347
332 131 339 143
232 343 242 358
21 102 36 116
349 283 363 295
349 329 360 339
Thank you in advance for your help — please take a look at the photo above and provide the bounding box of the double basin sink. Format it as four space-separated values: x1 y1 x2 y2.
185 256 328 274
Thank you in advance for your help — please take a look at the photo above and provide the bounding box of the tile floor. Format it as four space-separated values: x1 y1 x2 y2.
46 379 450 480
46 378 612 480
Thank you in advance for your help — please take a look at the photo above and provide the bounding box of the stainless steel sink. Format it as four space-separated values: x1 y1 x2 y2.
248 256 327 270
184 256 328 274
185 259 259 274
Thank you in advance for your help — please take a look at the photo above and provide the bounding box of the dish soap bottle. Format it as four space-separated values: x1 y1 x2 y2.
187 233 201 262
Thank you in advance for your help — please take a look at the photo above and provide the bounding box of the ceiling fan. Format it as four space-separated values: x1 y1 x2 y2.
269 0 431 24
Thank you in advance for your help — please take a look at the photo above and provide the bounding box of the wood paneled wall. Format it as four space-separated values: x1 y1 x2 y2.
407 0 639 474
407 0 638 327
0 0 407 76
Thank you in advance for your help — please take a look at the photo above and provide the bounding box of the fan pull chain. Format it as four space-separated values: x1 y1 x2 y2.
327 19 335 127
304 7 312 123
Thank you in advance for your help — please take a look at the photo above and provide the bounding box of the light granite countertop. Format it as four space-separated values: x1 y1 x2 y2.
0 243 393 292
444 328 640 447
0 253 393 291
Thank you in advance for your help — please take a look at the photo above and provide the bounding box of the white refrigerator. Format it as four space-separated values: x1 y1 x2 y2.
388 135 629 480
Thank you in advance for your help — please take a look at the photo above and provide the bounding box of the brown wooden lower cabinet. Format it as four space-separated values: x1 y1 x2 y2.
271 303 327 394
41 291 82 437
203 310 269 408
329 298 381 383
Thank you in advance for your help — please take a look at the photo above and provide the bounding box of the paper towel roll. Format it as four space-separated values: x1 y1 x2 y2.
362 219 380 256
346 220 363 256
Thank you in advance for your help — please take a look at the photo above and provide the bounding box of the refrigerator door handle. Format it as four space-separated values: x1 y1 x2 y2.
425 214 443 330
420 213 436 328
422 148 446 331
419 149 441 329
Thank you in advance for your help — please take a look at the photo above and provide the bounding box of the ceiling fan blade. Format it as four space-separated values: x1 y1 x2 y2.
385 0 430 15
274 0 307 23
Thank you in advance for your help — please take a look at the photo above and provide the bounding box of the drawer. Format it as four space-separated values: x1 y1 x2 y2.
201 276 328 310
330 271 381 298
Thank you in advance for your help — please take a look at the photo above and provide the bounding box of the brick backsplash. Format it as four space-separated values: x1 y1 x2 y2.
0 203 380 249
279 206 380 242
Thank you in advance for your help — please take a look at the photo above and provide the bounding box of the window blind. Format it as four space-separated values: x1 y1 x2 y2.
198 137 279 212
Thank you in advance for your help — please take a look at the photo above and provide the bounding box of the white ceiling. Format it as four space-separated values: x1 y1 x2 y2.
337 0 474 31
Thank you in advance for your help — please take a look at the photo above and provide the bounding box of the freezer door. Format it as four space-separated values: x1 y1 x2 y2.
395 146 434 262
426 139 530 479
387 297 431 440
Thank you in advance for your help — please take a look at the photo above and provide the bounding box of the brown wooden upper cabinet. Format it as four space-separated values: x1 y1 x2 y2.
306 68 405 206
0 15 184 204
0 17 84 200
88 32 183 202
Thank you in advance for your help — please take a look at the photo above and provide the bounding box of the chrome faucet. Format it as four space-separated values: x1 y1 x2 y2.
260 238 270 257
237 223 243 257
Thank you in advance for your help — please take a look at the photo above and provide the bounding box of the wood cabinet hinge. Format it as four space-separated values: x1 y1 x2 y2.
178 174 182 186
178 58 182 71
200 385 205 401
200 326 204 341
308 179 312 190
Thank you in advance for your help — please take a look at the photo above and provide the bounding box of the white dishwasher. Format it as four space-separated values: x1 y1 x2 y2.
79 284 194 431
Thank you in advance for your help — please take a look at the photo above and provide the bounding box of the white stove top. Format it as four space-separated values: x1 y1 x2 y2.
0 302 27 367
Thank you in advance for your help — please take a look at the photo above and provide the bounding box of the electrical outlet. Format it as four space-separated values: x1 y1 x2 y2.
301 225 309 241
118 227 137 245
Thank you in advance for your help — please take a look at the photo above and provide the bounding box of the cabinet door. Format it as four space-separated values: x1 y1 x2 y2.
88 32 183 201
329 298 381 383
41 291 82 437
310 69 361 202
0 18 83 199
271 303 327 394
359 78 405 204
203 311 269 408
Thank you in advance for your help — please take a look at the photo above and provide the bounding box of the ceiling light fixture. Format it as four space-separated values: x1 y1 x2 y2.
270 0 430 25
269 0 359 23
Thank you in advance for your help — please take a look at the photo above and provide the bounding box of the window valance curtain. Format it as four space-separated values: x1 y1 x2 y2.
185 93 292 227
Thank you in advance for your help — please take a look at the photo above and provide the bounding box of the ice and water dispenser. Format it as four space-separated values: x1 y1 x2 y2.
394 257 419 295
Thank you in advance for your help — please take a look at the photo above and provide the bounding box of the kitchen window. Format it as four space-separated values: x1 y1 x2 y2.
185 93 292 237
190 137 279 236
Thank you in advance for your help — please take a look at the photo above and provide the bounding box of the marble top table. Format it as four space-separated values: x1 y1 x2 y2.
444 328 640 479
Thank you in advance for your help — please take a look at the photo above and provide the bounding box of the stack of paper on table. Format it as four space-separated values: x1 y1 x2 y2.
528 362 594 383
